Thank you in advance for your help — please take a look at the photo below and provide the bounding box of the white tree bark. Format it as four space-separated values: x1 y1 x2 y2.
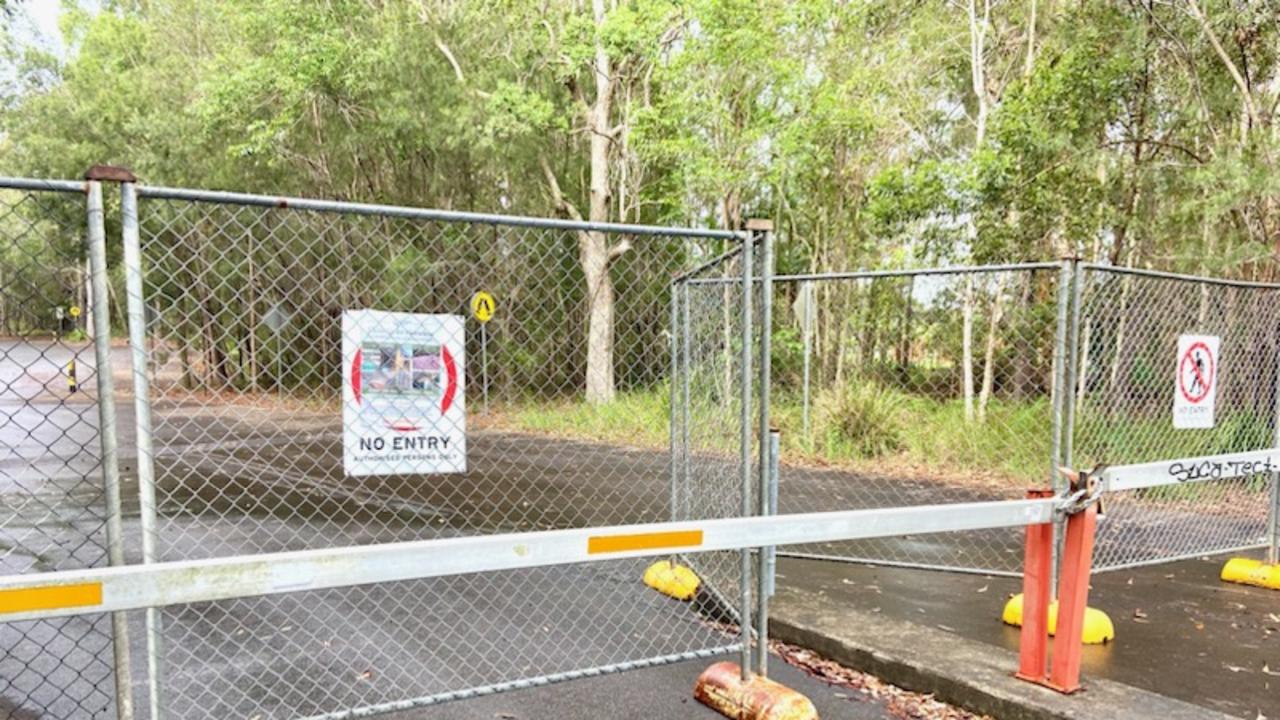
1076 318 1091 404
961 0 990 422
963 277 975 422
967 0 991 147
541 0 630 405
581 0 621 405
977 277 1006 423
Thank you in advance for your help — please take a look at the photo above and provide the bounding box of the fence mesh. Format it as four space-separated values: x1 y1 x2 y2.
131 193 750 718
765 265 1065 575
0 184 117 719
674 247 761 620
9 174 1280 720
1072 266 1278 571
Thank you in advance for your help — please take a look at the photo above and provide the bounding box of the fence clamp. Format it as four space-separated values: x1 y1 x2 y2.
1056 464 1106 518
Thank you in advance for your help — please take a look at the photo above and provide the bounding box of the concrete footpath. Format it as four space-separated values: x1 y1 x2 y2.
771 551 1280 720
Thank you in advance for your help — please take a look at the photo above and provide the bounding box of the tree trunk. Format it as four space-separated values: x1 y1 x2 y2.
581 231 615 403
580 0 623 404
1010 275 1036 397
978 278 1005 423
962 277 975 422
898 276 914 372
1108 273 1131 401
1076 318 1091 404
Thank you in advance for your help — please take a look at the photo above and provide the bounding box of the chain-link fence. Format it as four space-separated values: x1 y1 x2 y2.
0 178 127 720
672 243 767 640
753 264 1068 575
750 261 1280 577
8 169 1280 719
120 185 757 719
1070 264 1280 571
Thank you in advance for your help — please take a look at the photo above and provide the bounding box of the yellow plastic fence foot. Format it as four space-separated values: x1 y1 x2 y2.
1002 593 1115 645
643 560 700 601
1220 558 1280 590
694 662 818 720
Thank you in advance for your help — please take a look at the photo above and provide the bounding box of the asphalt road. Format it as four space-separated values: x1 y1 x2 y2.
394 656 896 720
3 336 1275 719
0 338 877 720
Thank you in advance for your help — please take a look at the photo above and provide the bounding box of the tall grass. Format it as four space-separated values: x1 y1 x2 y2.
507 386 672 449
772 382 1052 482
501 380 1055 483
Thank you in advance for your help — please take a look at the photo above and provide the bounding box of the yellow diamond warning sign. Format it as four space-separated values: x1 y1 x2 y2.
470 291 495 324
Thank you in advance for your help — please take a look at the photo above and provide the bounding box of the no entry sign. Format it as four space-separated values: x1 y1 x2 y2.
342 310 466 475
1172 334 1219 429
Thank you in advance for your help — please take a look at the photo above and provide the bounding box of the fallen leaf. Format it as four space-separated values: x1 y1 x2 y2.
1263 664 1280 677
976 585 989 593
1224 664 1251 674
1133 609 1149 619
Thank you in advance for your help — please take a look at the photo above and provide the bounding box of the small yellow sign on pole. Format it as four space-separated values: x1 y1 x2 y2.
68 305 82 318
470 291 495 324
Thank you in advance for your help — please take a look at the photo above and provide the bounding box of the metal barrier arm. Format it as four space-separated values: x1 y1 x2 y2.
0 498 1056 624
1100 448 1280 493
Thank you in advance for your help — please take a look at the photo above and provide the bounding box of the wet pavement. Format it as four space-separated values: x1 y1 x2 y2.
776 551 1280 719
0 339 899 720
395 656 896 720
4 335 1277 718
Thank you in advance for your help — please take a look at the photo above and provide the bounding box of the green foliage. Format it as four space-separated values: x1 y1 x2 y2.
812 381 907 459
510 386 672 448
4 0 1279 281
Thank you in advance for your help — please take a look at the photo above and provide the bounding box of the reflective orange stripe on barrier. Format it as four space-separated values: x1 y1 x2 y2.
587 530 703 555
0 583 102 615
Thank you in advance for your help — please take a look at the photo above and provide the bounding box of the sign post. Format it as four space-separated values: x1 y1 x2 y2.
793 282 815 441
263 302 290 397
1173 334 1219 429
470 291 495 414
342 310 466 476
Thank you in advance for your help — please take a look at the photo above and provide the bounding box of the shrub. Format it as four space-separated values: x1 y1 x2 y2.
813 381 907 458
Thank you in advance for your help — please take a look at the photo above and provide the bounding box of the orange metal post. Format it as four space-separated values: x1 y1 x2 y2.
1016 489 1055 683
1047 502 1098 693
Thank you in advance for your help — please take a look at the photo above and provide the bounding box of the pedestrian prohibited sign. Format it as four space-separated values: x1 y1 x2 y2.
470 291 495 324
1173 334 1219 429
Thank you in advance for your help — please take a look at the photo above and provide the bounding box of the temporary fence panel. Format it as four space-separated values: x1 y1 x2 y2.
671 234 770 669
123 184 756 719
0 178 128 720
1068 265 1280 571
761 264 1067 575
